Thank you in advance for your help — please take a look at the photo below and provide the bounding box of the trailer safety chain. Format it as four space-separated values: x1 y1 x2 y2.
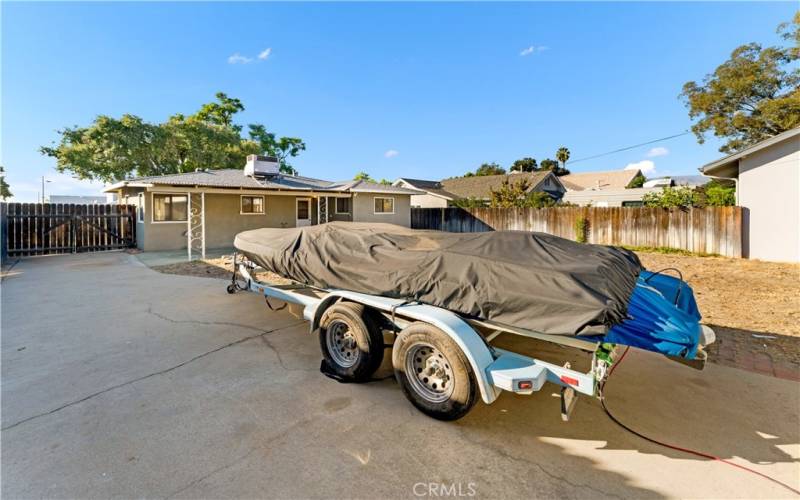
600 347 800 496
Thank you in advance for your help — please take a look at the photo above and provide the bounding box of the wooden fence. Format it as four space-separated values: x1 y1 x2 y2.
1 203 137 258
411 206 743 257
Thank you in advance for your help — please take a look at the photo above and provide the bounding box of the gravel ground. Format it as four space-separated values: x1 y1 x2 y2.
152 251 800 377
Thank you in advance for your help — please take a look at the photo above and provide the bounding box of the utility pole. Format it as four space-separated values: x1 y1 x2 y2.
41 176 51 203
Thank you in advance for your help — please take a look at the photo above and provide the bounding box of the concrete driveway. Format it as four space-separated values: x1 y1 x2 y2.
2 252 798 499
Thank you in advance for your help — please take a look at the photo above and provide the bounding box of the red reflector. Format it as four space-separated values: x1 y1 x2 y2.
517 380 533 390
560 375 579 386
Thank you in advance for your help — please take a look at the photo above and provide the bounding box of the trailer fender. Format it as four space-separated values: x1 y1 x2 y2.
310 291 500 404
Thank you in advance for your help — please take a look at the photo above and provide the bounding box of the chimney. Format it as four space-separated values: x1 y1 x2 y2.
244 155 280 178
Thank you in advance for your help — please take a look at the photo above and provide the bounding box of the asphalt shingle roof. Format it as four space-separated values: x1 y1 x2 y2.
559 170 641 191
439 171 554 199
115 169 417 194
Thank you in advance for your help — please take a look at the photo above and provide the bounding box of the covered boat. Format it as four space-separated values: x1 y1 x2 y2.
234 222 705 359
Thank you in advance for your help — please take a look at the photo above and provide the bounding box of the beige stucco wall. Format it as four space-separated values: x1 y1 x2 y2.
117 189 402 251
409 193 449 208
120 189 322 251
352 193 411 226
561 188 660 207
738 136 800 262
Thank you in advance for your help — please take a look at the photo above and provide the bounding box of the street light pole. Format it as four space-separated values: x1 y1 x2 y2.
41 176 51 203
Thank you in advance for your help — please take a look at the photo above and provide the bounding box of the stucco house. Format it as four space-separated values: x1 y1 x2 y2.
105 155 417 252
559 169 654 207
701 127 800 263
394 171 566 207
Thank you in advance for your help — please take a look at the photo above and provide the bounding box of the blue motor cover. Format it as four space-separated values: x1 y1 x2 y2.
600 271 703 359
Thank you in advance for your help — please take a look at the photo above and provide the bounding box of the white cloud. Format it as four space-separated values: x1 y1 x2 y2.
647 146 669 157
384 149 399 158
258 48 272 60
520 45 548 56
624 160 656 175
227 53 253 64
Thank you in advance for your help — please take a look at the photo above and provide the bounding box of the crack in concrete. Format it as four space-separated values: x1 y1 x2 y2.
2 316 306 432
456 429 628 500
165 448 259 499
259 335 315 372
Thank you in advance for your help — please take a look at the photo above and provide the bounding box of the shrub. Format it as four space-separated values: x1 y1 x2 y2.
574 217 589 243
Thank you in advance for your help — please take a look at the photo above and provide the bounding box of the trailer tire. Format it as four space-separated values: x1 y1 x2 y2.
318 302 384 382
393 322 478 421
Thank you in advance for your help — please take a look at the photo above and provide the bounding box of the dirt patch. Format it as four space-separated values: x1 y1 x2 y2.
637 252 800 379
152 256 291 285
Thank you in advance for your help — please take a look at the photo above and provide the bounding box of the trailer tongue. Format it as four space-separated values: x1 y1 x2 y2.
229 223 714 420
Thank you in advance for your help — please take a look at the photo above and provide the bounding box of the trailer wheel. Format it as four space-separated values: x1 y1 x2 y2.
393 322 478 421
318 302 384 382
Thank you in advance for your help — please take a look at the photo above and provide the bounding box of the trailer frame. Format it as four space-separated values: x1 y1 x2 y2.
230 258 614 418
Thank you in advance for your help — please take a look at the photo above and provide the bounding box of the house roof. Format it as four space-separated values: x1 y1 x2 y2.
393 178 459 200
105 169 417 195
559 169 642 191
439 171 560 199
701 127 800 177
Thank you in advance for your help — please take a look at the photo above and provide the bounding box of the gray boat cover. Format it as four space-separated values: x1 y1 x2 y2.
234 222 643 335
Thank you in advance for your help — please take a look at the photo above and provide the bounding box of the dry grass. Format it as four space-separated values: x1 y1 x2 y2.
152 256 291 285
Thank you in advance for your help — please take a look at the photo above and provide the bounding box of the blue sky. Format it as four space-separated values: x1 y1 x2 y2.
2 2 795 201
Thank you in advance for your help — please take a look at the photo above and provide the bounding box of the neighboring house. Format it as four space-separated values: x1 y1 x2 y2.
47 195 108 204
701 127 800 263
440 171 566 202
561 187 662 207
559 169 652 207
394 171 565 207
392 178 459 208
559 169 642 191
104 155 417 252
642 175 711 188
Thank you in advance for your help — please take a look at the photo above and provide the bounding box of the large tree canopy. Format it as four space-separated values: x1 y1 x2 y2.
41 92 305 182
680 13 800 153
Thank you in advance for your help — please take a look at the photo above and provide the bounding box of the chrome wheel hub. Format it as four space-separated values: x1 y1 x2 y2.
405 343 455 403
326 320 359 368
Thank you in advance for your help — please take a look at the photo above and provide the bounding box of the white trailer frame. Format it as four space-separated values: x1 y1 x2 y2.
234 261 612 414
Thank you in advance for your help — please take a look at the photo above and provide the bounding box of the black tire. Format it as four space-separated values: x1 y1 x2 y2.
392 322 478 421
318 302 384 382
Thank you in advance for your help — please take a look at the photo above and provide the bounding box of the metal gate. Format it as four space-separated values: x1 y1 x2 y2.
1 203 137 258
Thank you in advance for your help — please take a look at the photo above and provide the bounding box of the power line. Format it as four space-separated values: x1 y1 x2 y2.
568 131 692 165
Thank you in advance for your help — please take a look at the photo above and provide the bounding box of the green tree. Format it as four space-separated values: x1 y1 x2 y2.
353 171 374 182
524 191 557 208
539 158 569 175
680 14 800 153
474 162 506 176
490 178 530 208
556 146 570 168
194 92 245 130
0 166 11 200
694 180 736 206
41 93 305 182
510 157 538 172
626 172 646 188
247 125 305 175
642 186 698 208
452 196 488 208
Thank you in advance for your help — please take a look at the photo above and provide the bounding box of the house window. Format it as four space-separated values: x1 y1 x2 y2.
241 195 265 214
152 193 188 222
335 197 351 214
137 193 144 223
374 197 395 214
544 177 551 187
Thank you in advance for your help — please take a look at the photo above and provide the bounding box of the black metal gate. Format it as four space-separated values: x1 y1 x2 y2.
1 203 137 258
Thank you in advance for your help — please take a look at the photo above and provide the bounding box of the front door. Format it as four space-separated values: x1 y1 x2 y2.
296 198 312 227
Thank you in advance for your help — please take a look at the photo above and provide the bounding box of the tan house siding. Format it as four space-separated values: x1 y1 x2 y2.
738 138 800 262
352 193 411 226
410 193 449 208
